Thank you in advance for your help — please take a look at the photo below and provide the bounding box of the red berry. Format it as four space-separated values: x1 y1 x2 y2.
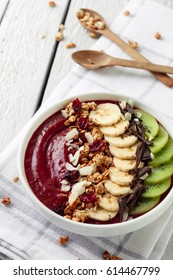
80 192 97 203
90 140 105 152
65 170 80 183
72 98 81 116
78 117 89 130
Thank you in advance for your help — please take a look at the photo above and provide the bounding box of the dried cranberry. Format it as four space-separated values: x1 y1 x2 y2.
65 170 80 183
72 98 81 116
90 140 105 152
79 132 87 143
80 192 97 203
78 117 89 130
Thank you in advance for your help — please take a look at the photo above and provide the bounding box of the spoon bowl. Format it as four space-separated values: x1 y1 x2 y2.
72 50 173 74
77 8 107 34
72 50 112 69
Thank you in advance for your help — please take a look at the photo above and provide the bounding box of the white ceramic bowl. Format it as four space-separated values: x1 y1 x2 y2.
18 93 173 237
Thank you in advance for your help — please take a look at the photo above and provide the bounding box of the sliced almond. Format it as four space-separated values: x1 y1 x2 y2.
66 128 78 141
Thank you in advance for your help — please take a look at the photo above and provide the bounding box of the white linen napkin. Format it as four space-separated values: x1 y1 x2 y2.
0 0 173 260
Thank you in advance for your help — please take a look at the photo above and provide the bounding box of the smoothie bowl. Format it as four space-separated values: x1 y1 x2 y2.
18 93 173 237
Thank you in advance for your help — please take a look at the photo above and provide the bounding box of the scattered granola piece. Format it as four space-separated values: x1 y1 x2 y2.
58 236 69 246
89 31 97 38
87 58 95 64
1 197 11 205
55 31 63 42
48 1 56 7
59 24 65 31
103 250 122 260
76 9 85 19
94 21 105 30
66 43 76 49
155 32 161 40
123 10 130 16
39 34 46 39
13 176 19 183
128 41 138 49
72 209 89 222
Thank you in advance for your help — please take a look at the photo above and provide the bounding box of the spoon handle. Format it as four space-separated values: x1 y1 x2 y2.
102 27 173 87
110 57 173 74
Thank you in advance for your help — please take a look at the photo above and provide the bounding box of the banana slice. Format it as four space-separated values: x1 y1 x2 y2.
113 157 144 172
89 103 121 126
109 142 139 159
87 207 118 221
98 193 119 212
109 166 133 186
105 180 131 196
100 119 129 136
105 135 137 148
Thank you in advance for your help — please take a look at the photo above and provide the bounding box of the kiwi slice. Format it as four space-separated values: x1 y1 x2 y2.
150 126 168 154
145 160 173 184
130 196 160 215
134 109 159 140
149 138 173 166
142 177 171 198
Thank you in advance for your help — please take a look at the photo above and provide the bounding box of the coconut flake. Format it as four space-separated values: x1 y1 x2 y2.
140 173 149 180
61 110 68 118
120 100 127 109
85 132 93 144
69 180 91 205
150 153 155 159
79 166 93 176
61 185 71 192
136 111 142 119
66 128 78 141
71 150 80 166
61 179 68 185
125 112 132 121
149 136 154 141
79 146 84 151
122 211 129 222
128 99 134 107
66 162 77 171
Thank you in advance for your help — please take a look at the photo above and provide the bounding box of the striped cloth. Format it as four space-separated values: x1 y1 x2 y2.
1 0 173 260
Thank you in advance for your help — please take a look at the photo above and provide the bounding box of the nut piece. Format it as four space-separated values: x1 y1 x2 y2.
103 250 122 260
123 10 130 16
39 34 46 39
72 209 89 222
76 9 85 19
55 31 63 42
59 24 65 31
1 197 11 205
58 236 69 246
155 32 161 40
13 176 19 182
128 41 138 49
89 32 97 38
87 58 95 64
66 43 76 49
94 21 105 30
48 1 56 7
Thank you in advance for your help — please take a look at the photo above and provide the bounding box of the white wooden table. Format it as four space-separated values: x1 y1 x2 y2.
0 0 172 155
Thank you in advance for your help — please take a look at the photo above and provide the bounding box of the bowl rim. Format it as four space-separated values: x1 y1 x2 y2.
18 92 173 233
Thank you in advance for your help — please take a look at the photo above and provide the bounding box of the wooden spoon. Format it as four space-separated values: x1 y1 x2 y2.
77 9 173 87
72 50 173 74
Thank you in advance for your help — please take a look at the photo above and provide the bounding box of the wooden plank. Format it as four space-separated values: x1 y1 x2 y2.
0 0 69 153
43 0 129 101
0 0 9 22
